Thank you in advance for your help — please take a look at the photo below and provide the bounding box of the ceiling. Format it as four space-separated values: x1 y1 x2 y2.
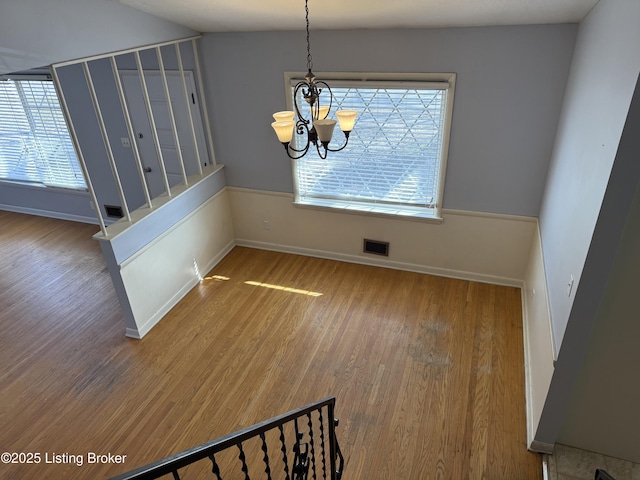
119 0 599 33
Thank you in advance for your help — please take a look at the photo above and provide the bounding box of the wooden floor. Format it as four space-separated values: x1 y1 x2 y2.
0 210 542 479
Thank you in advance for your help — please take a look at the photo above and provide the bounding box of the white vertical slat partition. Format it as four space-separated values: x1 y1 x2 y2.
82 61 132 223
134 50 172 198
192 39 216 166
156 46 188 186
50 36 213 234
175 43 203 175
50 67 108 235
110 56 153 210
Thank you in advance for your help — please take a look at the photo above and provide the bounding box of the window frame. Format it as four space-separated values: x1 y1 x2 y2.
284 71 456 222
0 73 87 191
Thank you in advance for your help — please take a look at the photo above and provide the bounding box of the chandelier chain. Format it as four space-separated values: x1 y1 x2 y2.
271 0 356 159
305 0 313 73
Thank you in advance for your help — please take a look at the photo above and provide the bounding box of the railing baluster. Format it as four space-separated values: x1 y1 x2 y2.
294 417 300 442
259 432 273 480
330 416 344 480
327 402 338 480
208 454 223 480
307 413 317 480
278 424 291 480
292 418 307 480
237 442 250 480
318 407 327 480
109 397 341 480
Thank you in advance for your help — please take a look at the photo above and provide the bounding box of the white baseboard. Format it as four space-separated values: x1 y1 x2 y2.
236 239 524 287
522 286 537 451
522 222 556 453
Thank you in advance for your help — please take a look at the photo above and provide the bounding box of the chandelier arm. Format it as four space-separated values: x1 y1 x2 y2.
315 81 333 115
288 143 310 153
325 132 351 153
288 143 310 154
284 143 310 160
293 81 312 120
314 142 329 160
286 121 312 153
280 120 311 160
325 143 348 153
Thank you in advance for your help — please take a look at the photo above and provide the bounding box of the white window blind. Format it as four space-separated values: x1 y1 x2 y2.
292 77 454 219
0 78 86 190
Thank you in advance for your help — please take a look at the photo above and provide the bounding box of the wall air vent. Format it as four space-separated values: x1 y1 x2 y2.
104 205 124 218
363 239 389 257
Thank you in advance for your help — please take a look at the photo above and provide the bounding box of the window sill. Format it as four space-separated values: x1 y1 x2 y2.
293 198 443 224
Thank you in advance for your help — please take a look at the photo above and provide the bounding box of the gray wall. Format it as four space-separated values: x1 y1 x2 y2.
0 0 195 75
2 23 577 220
200 24 577 217
534 0 640 453
559 95 640 461
538 0 640 353
0 181 95 222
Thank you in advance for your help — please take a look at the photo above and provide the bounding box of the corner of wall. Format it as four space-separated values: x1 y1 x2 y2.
522 220 556 452
98 172 235 339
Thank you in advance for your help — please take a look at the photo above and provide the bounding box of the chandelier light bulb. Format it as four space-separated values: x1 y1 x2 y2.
273 111 295 122
313 119 336 143
271 121 295 143
313 105 330 121
336 110 357 132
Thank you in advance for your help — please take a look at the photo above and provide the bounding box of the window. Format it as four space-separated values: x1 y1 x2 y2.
0 76 86 190
290 73 455 220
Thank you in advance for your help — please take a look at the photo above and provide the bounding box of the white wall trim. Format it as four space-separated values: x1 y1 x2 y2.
226 187 540 224
444 207 538 223
0 203 98 225
96 165 224 241
126 238 235 339
227 186 291 198
522 285 537 451
522 220 556 452
118 177 227 269
228 187 536 286
236 238 523 287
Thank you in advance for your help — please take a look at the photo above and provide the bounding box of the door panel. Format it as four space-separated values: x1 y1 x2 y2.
120 70 208 199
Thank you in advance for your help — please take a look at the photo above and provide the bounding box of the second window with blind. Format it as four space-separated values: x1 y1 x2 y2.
0 74 85 190
288 73 455 220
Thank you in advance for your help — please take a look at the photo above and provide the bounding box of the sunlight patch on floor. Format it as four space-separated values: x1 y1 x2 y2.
203 275 230 281
244 280 322 297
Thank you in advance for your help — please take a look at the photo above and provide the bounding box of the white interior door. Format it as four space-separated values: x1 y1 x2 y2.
120 70 209 199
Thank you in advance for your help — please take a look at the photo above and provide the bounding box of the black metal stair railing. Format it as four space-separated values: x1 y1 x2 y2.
109 396 344 480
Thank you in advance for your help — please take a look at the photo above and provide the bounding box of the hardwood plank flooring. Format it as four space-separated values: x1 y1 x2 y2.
0 211 542 479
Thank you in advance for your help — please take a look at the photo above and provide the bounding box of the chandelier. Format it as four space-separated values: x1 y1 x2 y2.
271 0 357 160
